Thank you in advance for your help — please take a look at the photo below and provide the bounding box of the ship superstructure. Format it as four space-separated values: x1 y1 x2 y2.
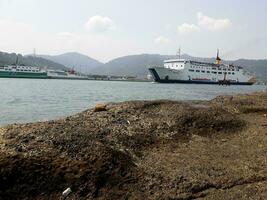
47 69 88 80
0 65 48 79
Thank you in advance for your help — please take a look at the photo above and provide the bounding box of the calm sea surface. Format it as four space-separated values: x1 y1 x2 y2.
0 78 266 126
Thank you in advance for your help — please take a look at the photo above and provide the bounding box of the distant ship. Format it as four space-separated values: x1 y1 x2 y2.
0 55 47 79
0 55 89 80
0 66 88 80
148 50 256 85
47 69 88 80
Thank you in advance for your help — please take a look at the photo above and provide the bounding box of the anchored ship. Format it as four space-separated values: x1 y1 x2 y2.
47 69 88 80
148 50 256 85
0 65 48 79
0 55 47 79
0 58 49 80
0 55 88 80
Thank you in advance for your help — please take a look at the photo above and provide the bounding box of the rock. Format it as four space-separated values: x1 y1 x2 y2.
94 104 107 112
1 92 267 200
62 187 72 197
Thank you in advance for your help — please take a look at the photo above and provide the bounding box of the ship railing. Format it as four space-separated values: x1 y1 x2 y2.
147 65 164 68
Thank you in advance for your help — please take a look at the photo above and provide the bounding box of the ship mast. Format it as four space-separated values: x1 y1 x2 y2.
15 54 19 67
177 47 181 59
33 48 37 67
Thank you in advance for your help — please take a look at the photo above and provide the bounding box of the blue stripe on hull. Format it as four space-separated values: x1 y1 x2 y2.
148 68 254 85
49 77 89 80
155 79 253 85
0 76 49 79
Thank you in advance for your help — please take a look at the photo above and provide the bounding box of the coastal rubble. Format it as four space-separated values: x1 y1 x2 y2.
0 92 267 199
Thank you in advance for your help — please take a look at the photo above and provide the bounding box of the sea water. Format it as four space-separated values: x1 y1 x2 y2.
0 78 266 126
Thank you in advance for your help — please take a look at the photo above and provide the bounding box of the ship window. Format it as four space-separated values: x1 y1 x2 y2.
201 70 205 73
189 69 194 72
228 72 231 74
232 73 235 75
207 71 210 73
212 71 217 74
218 72 222 74
196 70 200 72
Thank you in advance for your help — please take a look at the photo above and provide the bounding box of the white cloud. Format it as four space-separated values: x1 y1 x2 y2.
84 15 115 32
0 18 141 62
197 12 231 31
57 32 76 38
57 32 80 42
177 23 200 34
0 19 32 33
154 36 170 44
177 13 231 35
0 19 36 51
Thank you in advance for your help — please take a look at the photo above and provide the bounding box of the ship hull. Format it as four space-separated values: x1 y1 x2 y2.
0 71 48 79
152 79 254 85
49 76 89 80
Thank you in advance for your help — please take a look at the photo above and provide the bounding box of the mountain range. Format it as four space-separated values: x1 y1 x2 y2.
38 52 103 74
0 51 266 82
38 52 267 81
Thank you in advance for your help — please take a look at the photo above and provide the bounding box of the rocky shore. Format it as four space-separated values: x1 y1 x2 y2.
0 92 267 200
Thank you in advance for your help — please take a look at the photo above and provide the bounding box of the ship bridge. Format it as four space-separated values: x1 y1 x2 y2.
164 59 187 70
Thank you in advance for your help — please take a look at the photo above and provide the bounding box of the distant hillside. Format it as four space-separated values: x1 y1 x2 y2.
0 51 68 71
91 54 176 77
231 59 267 82
11 50 266 82
91 53 219 77
38 52 104 74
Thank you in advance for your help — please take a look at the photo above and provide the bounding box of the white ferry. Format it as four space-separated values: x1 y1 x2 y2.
47 69 88 80
148 51 256 85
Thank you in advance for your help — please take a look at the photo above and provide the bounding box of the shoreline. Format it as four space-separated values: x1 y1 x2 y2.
0 91 267 199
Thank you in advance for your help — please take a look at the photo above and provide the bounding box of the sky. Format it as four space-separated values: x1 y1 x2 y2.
0 0 266 62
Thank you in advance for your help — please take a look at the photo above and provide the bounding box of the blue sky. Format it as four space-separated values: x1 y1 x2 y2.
0 0 266 62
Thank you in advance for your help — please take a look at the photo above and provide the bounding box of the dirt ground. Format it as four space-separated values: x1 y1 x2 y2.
0 91 267 200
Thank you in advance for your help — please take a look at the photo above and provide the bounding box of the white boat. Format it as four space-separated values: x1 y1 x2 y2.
148 51 256 85
47 69 88 80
